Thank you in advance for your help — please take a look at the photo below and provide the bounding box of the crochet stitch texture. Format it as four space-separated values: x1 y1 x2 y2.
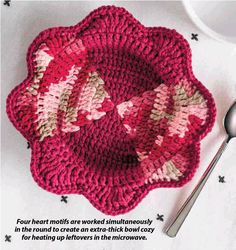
6 6 216 215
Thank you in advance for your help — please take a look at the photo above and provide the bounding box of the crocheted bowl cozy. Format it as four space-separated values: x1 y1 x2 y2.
7 6 216 215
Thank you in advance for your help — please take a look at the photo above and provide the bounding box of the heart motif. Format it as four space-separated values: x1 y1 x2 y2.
6 6 216 215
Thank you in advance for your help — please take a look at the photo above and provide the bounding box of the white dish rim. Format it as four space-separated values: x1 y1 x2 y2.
182 0 236 45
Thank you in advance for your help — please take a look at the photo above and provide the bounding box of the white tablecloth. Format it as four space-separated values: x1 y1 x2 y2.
1 1 236 250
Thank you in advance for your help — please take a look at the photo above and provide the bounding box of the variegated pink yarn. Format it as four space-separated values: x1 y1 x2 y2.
6 6 216 215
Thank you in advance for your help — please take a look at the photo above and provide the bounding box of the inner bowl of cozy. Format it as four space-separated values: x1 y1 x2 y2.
6 6 216 215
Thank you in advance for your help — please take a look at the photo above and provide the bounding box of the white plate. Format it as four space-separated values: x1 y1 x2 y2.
183 0 236 45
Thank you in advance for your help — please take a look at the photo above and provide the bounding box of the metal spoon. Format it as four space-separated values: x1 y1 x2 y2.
166 101 236 237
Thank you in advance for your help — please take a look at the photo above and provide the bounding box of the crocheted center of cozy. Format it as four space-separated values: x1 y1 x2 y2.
13 35 209 187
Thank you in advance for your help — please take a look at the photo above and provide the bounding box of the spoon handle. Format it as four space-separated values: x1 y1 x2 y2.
166 137 229 237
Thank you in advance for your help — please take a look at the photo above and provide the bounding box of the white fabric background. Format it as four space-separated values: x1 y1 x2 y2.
1 1 236 250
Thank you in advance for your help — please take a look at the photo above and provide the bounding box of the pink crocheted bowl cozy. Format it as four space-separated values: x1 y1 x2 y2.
6 6 216 215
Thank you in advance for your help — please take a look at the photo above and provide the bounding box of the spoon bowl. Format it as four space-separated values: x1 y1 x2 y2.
224 101 236 140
